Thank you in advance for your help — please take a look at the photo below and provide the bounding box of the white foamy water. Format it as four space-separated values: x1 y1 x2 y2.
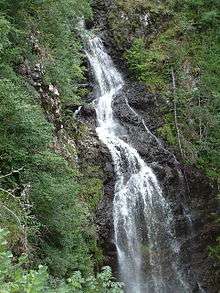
85 34 191 293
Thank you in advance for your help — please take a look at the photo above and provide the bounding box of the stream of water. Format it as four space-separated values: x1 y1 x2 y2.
85 33 191 293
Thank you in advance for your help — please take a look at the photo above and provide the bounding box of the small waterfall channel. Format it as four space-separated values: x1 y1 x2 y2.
84 30 193 293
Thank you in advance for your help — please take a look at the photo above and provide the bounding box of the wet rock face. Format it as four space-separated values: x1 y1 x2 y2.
89 0 171 64
74 119 117 269
82 3 219 289
112 83 219 291
79 78 219 290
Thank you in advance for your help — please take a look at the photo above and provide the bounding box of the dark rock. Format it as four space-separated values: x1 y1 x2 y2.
78 76 219 290
75 125 117 270
31 72 41 81
80 3 220 289
78 104 97 127
81 104 96 118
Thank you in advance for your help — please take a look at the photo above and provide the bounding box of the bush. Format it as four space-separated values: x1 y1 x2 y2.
0 229 123 293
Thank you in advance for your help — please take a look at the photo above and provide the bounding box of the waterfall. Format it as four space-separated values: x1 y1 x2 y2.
85 34 191 293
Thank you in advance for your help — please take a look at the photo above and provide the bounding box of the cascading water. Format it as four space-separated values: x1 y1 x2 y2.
85 33 191 293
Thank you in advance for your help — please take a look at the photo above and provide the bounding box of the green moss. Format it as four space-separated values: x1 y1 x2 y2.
123 0 220 179
157 124 176 146
125 38 169 91
0 229 122 292
80 175 104 211
0 0 106 283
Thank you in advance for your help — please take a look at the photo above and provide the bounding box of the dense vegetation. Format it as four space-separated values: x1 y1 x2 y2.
108 0 220 179
0 0 122 291
0 0 219 290
106 0 220 259
0 229 122 292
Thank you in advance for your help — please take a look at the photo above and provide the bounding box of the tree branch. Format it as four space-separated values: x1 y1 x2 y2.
0 202 22 229
198 96 202 142
0 187 17 198
171 68 184 158
0 167 24 180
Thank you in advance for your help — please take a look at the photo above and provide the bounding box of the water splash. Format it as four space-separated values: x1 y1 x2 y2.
85 34 191 293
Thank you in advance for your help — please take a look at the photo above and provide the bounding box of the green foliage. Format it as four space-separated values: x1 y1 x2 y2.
125 38 168 91
0 79 52 165
0 229 49 293
157 118 177 146
209 236 220 261
28 159 92 275
0 0 105 285
0 77 52 246
79 175 104 211
113 0 220 264
66 267 123 292
124 0 220 179
0 0 92 106
108 0 175 49
0 74 100 277
0 229 123 292
35 0 92 105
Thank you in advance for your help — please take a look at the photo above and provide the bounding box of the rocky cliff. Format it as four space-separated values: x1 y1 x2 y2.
75 1 220 291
